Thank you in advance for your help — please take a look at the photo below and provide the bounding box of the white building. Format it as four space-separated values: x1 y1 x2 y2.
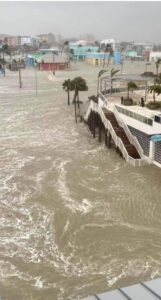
100 39 115 51
72 40 88 46
20 36 32 45
149 51 161 62
134 42 153 52
85 74 161 168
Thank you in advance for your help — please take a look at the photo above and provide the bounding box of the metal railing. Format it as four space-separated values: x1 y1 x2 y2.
84 101 150 167
102 85 147 95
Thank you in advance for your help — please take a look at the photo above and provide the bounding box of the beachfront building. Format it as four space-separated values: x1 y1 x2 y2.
36 52 69 71
20 36 32 45
69 43 98 61
85 74 161 168
85 51 121 66
25 48 60 66
149 51 161 62
100 39 115 51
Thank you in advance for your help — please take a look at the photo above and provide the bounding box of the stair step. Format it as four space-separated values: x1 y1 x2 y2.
102 109 141 160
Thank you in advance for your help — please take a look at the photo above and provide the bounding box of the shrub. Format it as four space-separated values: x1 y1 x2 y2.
146 101 161 110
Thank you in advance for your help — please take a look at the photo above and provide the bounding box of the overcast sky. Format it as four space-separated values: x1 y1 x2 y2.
0 1 161 43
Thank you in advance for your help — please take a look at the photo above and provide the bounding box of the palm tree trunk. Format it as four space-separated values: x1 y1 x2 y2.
77 91 80 109
73 90 77 103
111 79 113 94
67 89 70 105
127 88 129 99
156 65 158 78
153 90 156 103
107 55 110 67
103 53 105 67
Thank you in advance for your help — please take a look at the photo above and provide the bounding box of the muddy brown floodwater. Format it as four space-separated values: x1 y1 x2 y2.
0 62 161 300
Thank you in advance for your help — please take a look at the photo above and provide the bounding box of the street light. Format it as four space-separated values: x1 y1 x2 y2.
97 69 108 97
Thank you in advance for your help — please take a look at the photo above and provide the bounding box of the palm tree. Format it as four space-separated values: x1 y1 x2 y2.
69 76 88 123
149 59 161 103
70 48 74 60
63 41 70 66
110 68 120 94
95 41 100 52
101 44 114 68
0 44 10 76
97 69 108 97
159 73 161 85
70 76 88 106
127 81 138 99
155 58 161 77
107 46 114 67
148 84 161 103
62 79 71 105
0 44 10 59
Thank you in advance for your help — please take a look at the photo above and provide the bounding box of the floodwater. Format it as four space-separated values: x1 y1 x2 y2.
0 62 161 300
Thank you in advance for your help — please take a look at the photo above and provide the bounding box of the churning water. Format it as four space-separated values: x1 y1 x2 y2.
0 62 161 300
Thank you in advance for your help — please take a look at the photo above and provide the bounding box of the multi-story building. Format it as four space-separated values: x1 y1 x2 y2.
19 36 31 45
69 43 99 61
149 51 161 62
6 36 20 47
37 33 55 45
85 51 121 66
100 39 115 51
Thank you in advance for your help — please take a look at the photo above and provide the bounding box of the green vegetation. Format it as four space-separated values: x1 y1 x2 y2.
62 76 88 107
127 81 138 99
146 101 161 110
110 68 120 94
148 84 161 104
62 79 72 105
70 76 88 104
155 58 161 77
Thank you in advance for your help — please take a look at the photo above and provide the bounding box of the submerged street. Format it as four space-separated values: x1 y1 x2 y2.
0 62 161 300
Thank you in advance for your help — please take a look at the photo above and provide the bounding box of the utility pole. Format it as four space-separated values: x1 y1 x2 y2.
74 85 77 123
34 65 38 96
52 50 55 74
18 59 22 88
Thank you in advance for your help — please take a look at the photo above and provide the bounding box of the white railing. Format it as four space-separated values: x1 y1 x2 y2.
84 101 150 167
113 106 145 158
99 92 107 103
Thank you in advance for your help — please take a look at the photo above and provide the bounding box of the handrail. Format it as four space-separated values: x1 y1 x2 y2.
84 101 150 167
98 92 107 103
113 106 145 158
86 101 131 163
102 86 147 95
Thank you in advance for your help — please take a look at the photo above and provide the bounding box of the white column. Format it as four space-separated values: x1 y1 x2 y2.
149 140 155 162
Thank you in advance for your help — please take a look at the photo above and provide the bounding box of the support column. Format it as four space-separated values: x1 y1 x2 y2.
149 141 155 162
105 129 108 146
99 119 102 143
108 133 112 148
92 112 95 138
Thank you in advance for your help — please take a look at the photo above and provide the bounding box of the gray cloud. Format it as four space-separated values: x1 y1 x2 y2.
0 1 161 43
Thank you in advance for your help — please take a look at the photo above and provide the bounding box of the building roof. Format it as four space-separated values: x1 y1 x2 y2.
36 52 68 63
81 278 161 300
101 39 115 44
74 40 88 45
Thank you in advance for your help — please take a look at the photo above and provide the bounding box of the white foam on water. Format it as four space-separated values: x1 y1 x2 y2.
34 277 44 289
56 160 92 214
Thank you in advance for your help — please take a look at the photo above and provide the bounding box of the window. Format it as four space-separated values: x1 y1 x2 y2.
115 105 153 126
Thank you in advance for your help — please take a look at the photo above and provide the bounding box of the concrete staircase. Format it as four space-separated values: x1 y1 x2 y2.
102 108 141 159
